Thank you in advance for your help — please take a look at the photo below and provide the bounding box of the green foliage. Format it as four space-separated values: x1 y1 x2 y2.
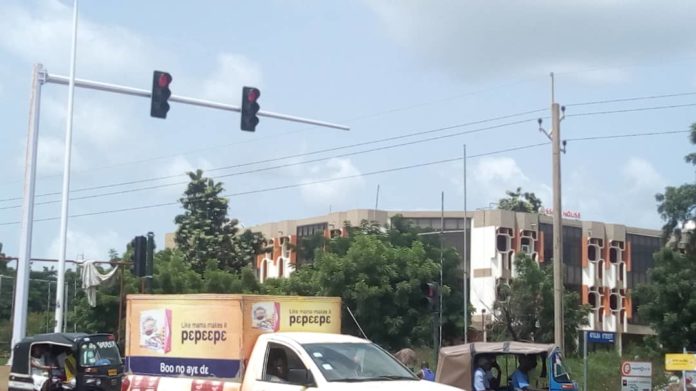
498 187 543 213
634 248 696 351
289 234 438 350
491 255 590 353
174 169 263 273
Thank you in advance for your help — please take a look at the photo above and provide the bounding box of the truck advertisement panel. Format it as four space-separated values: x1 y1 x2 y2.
126 295 342 379
126 297 243 378
242 296 341 360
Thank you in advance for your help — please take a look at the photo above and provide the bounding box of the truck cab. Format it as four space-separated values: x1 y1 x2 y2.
240 332 461 391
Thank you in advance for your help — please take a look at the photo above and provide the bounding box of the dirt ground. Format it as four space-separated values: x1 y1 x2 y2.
0 365 8 391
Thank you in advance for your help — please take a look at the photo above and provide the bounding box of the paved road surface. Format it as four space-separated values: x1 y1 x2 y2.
0 365 8 391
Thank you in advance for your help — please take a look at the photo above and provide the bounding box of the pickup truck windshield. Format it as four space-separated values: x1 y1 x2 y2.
302 342 417 382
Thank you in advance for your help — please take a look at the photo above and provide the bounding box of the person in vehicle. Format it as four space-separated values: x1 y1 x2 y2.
418 361 435 381
31 345 53 391
485 355 502 389
64 350 77 388
511 355 539 391
266 348 288 382
473 356 492 391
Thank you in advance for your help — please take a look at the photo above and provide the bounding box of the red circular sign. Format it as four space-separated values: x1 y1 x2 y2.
621 362 632 376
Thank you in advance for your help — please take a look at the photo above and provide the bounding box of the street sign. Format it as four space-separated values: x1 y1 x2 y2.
666 354 696 371
586 331 615 344
621 376 651 391
621 361 652 377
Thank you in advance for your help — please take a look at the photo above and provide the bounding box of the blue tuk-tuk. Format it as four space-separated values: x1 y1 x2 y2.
435 341 578 391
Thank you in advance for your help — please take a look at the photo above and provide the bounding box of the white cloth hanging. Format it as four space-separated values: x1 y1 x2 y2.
80 260 119 307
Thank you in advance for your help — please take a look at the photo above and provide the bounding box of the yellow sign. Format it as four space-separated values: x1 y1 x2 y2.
665 354 696 371
127 297 242 360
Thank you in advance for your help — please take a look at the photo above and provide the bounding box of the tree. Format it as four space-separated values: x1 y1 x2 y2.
498 187 543 213
174 169 263 273
294 234 438 350
636 124 696 351
490 255 590 353
634 248 696 351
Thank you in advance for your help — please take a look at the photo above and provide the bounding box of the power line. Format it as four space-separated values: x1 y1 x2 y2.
0 126 689 226
0 109 545 203
0 142 550 226
2 100 693 206
565 129 690 142
567 102 696 117
0 117 545 210
566 91 696 107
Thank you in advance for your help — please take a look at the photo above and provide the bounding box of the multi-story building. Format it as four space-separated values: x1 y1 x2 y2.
249 208 662 346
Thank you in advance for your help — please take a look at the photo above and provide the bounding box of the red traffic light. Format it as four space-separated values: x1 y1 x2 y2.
157 73 172 88
246 88 260 102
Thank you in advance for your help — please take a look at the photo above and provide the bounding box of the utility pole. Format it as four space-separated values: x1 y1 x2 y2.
551 75 564 352
463 144 468 343
538 73 564 352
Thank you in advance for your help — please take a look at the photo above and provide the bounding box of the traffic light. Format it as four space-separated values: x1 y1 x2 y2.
150 70 172 119
131 235 147 277
421 282 440 312
240 86 260 131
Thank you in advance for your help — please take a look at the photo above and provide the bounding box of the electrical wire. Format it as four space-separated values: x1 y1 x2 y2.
566 91 696 107
0 125 689 225
0 109 545 203
0 142 550 226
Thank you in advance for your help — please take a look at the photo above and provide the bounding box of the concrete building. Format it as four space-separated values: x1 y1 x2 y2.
250 208 662 343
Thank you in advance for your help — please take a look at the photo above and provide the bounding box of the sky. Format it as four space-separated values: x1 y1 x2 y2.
1 0 696 263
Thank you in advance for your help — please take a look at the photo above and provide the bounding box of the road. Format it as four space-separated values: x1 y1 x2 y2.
0 365 8 391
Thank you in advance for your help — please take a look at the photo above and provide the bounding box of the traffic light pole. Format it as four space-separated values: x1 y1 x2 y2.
44 73 350 130
12 63 350 353
11 64 44 351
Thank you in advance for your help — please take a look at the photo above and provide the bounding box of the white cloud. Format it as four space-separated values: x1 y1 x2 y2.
31 135 85 175
562 158 664 228
622 157 664 191
366 1 696 82
47 228 124 261
0 1 157 76
299 158 365 204
201 54 263 103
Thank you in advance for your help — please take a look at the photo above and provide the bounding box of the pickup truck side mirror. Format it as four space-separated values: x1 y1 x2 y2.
287 368 315 387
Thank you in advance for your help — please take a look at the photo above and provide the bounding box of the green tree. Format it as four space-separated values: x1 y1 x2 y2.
498 187 543 213
174 169 263 273
285 232 438 350
636 124 696 351
490 255 590 353
635 248 696 351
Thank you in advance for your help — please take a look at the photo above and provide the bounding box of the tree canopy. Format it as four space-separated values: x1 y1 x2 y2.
490 254 590 353
498 187 543 213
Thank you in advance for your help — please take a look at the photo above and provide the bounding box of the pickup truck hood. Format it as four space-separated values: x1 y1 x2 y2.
324 380 464 391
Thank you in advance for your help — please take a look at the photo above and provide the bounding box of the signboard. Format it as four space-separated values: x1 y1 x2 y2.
621 361 652 377
127 297 243 378
666 354 696 371
621 376 651 391
586 331 615 344
126 294 342 378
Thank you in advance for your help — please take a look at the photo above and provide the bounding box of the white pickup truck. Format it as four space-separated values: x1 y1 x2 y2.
127 332 464 391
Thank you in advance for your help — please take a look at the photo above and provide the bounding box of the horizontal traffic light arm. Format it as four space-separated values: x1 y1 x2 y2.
44 72 350 131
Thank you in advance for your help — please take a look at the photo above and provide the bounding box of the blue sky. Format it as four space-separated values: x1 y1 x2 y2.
1 0 696 262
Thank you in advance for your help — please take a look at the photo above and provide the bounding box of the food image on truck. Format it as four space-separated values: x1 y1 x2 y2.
139 308 172 354
250 301 279 332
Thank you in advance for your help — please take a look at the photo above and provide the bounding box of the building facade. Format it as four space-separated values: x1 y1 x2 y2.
250 208 661 342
